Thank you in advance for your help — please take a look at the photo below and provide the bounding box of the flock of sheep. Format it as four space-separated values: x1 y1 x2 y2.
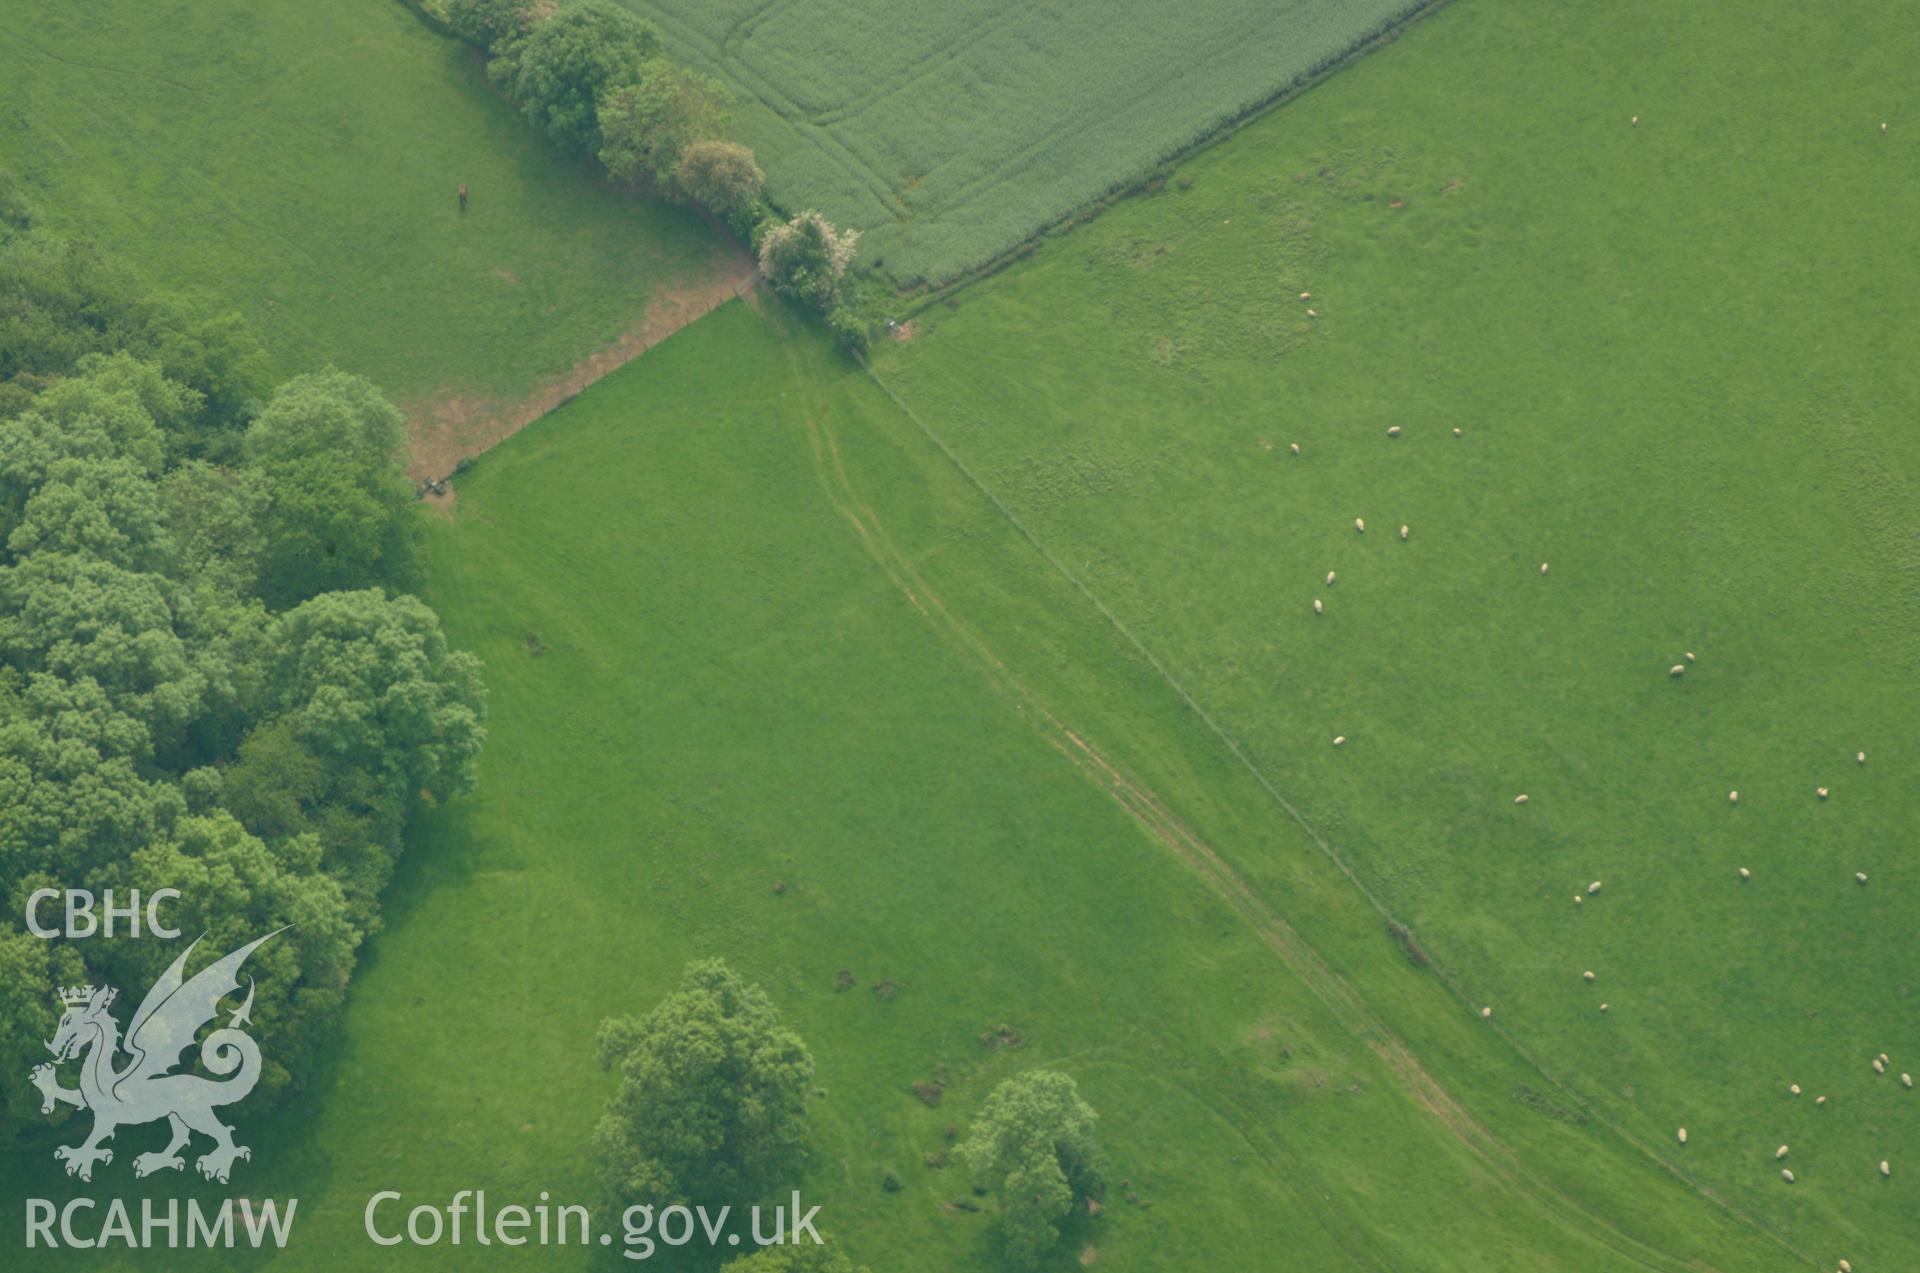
1298 422 1903 1269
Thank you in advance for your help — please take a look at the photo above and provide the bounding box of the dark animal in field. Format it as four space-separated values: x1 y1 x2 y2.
458 184 469 211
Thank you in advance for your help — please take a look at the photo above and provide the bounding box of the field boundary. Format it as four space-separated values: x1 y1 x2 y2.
883 0 1454 304
851 353 1820 1271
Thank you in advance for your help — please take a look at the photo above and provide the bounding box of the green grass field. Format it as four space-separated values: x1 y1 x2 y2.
874 0 1920 1264
635 0 1427 286
0 0 735 413
3 299 1805 1269
5 0 1916 1267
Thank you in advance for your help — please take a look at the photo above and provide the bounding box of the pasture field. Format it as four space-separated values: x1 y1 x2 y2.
874 0 1920 1264
0 0 740 459
635 0 1429 286
3 300 1799 1269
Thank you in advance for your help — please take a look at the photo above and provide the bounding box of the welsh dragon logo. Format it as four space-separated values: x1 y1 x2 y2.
30 930 283 1184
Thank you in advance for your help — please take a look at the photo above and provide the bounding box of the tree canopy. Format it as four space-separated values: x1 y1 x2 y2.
958 1070 1104 1264
0 193 484 1131
595 959 816 1209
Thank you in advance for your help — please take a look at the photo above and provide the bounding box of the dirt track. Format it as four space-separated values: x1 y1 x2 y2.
404 249 757 483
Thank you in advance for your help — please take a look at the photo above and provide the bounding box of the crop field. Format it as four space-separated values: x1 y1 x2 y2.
635 0 1428 286
0 0 740 463
874 0 1920 1264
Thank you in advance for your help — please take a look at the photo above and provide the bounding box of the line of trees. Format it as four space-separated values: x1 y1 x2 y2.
0 176 486 1127
426 0 867 347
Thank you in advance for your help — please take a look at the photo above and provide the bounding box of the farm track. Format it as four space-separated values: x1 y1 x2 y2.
768 330 1817 1270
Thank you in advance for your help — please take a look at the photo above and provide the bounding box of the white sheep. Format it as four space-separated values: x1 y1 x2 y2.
1599 1002 1609 1012
1573 895 1584 905
1355 517 1366 533
1739 867 1751 880
1306 308 1319 318
1729 791 1740 804
1514 794 1530 805
1841 1260 1854 1273
1874 1058 1886 1074
1314 598 1324 615
1481 1006 1493 1019
1290 442 1301 455
1685 651 1696 662
1857 751 1867 764
1776 1145 1789 1159
1540 562 1550 575
1790 1084 1801 1096
1677 1127 1687 1144
1387 426 1402 438
1399 524 1410 540
1327 570 1337 584
1857 872 1869 885
1670 665 1686 677
1452 427 1463 437
1587 880 1603 894
1333 735 1346 746
1583 970 1596 982
1902 1073 1913 1088
1631 115 1639 125
1882 1161 1892 1178
1781 1169 1795 1183
1817 787 1829 799
1816 1095 1828 1106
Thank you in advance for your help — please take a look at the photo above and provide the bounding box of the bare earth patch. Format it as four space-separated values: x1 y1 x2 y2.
404 249 756 482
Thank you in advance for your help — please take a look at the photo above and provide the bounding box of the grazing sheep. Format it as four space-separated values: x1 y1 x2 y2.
1882 1162 1892 1178
1387 426 1402 437
1599 1002 1609 1012
1587 880 1603 894
1685 651 1696 662
1333 735 1347 746
1781 1169 1795 1183
1776 1145 1789 1159
1540 562 1550 575
1739 867 1751 880
1314 598 1325 615
1631 115 1639 125
1306 308 1319 318
1729 791 1740 804
1400 524 1410 540
1300 292 1311 300
1816 1095 1828 1105
1857 872 1869 885
1671 665 1686 677
1790 1084 1801 1095
1583 970 1596 982
1842 1261 1854 1273
1817 787 1830 799
1903 1073 1913 1088
1452 427 1463 437
1874 1058 1886 1074
1857 751 1867 763
1574 895 1584 905
1290 442 1301 455
1355 517 1366 532
1481 1006 1493 1019
1677 1127 1687 1144
1327 570 1338 584
1883 122 1889 132
1514 794 1530 804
